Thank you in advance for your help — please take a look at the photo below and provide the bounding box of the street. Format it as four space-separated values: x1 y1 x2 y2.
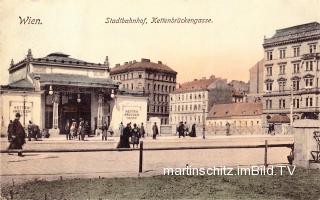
1 135 293 186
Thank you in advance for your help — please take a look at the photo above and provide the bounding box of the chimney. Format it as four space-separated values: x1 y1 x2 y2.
158 61 162 64
194 79 198 81
202 77 206 80
104 56 110 68
210 75 215 79
10 59 14 67
116 63 120 67
133 60 137 63
33 74 41 92
129 61 132 64
124 62 128 64
27 49 33 61
141 58 150 62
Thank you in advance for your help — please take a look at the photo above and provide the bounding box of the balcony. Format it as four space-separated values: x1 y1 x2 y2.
301 53 320 60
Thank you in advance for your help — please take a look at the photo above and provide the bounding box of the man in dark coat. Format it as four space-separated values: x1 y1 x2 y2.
8 113 26 156
178 122 185 138
152 122 159 139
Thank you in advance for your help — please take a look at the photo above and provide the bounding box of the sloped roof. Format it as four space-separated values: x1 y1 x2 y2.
263 22 320 48
30 73 118 88
174 78 217 93
207 102 263 119
9 52 108 72
110 58 177 75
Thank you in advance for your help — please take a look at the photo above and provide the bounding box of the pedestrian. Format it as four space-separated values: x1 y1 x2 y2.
152 122 159 139
7 120 13 142
119 122 124 136
70 120 77 139
268 123 272 135
184 121 189 136
84 120 90 137
27 120 34 141
271 123 275 136
65 119 71 140
131 123 140 148
102 122 108 141
178 122 185 138
226 122 230 136
190 123 196 137
117 123 131 148
79 118 86 141
140 123 145 138
8 113 26 156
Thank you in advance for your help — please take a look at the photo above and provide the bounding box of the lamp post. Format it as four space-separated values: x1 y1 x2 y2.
290 83 293 126
202 101 206 139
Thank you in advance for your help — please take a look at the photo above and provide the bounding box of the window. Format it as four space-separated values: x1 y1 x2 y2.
292 80 300 91
279 99 285 109
279 65 285 75
189 105 192 110
267 51 273 60
190 94 192 99
279 49 286 59
278 81 286 92
138 74 142 79
266 99 272 109
309 44 316 53
266 82 273 91
267 66 272 76
147 84 150 90
305 78 313 88
293 47 300 57
293 63 300 73
306 97 313 107
306 61 313 71
293 99 300 108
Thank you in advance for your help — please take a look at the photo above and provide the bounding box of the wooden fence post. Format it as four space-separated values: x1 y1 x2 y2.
264 140 268 167
139 141 143 173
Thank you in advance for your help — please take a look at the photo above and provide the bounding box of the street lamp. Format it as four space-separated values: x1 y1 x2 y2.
202 101 206 139
77 93 81 103
48 85 53 95
290 83 293 126
110 89 115 99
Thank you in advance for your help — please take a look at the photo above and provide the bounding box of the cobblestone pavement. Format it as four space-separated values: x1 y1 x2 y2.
1 135 293 186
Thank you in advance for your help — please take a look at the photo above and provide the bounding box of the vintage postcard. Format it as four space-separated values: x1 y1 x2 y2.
0 0 320 199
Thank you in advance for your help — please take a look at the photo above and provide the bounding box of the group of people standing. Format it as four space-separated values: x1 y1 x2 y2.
64 118 90 141
176 122 196 138
117 122 159 148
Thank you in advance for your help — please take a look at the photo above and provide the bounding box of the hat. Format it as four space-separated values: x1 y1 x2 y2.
15 113 21 117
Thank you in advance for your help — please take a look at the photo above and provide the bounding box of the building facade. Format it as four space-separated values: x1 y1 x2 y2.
110 58 177 124
169 76 233 126
262 22 320 125
248 59 264 102
0 50 148 135
206 102 263 135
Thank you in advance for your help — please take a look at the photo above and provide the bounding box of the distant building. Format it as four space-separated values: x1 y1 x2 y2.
248 59 264 102
110 58 177 124
206 102 263 135
169 76 232 126
228 80 249 103
262 22 320 125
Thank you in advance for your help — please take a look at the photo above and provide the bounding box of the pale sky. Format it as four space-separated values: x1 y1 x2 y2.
0 0 319 85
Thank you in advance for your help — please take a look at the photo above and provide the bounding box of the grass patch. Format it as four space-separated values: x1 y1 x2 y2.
1 168 319 200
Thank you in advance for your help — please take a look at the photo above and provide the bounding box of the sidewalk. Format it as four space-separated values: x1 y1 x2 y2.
0 134 293 143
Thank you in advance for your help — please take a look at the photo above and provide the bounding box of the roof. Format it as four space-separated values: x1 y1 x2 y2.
110 58 177 75
0 79 34 90
9 52 109 72
207 102 263 119
263 22 320 48
31 73 118 88
268 114 290 123
174 78 217 93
